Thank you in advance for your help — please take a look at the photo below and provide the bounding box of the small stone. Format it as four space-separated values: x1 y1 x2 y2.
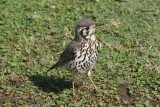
51 5 56 9
0 22 5 25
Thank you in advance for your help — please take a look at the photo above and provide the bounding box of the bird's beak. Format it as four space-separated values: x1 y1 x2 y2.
93 23 105 29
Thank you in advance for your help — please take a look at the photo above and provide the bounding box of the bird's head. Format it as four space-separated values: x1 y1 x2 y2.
75 19 104 41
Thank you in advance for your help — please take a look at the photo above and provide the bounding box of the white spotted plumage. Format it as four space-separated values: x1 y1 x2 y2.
65 35 99 75
48 19 104 96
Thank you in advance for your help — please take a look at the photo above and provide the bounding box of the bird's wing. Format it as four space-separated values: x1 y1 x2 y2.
59 40 80 64
48 40 80 71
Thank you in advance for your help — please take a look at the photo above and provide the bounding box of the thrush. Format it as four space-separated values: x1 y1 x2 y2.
48 19 104 96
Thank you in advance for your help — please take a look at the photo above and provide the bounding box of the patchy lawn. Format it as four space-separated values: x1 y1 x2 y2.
0 0 160 106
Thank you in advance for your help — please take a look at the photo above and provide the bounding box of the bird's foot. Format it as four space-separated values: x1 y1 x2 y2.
73 92 76 98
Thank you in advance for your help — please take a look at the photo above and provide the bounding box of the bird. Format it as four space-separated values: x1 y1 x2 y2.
48 19 104 97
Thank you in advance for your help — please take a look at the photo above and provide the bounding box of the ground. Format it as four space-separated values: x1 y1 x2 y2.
0 0 160 106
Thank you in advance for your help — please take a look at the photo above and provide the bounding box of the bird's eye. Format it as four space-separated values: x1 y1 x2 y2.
86 27 89 30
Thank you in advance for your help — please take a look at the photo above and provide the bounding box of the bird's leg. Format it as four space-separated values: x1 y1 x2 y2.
88 71 98 91
72 81 75 96
71 72 75 97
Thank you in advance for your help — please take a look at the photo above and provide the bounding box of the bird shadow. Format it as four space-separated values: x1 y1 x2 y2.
29 75 72 94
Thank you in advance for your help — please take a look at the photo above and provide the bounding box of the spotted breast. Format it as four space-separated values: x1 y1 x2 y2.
65 37 99 75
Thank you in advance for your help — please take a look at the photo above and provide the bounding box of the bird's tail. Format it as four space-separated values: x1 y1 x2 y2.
47 64 59 71
47 62 65 71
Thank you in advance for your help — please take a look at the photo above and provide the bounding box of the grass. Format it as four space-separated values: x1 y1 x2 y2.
0 0 160 106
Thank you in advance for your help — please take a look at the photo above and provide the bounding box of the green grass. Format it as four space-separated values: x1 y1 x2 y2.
0 0 160 106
